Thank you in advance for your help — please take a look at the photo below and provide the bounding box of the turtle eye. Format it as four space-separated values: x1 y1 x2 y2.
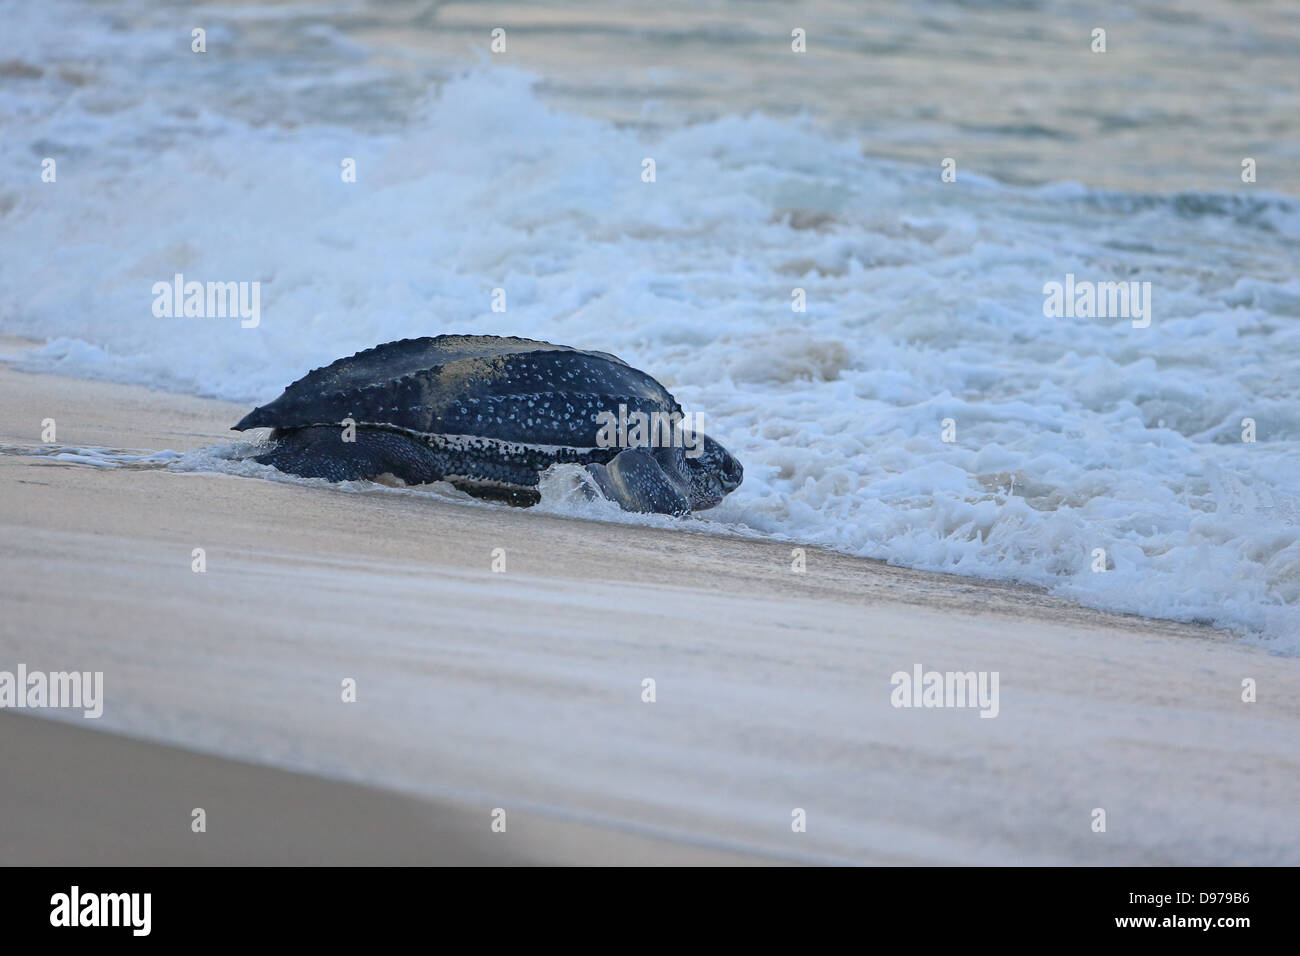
720 458 742 492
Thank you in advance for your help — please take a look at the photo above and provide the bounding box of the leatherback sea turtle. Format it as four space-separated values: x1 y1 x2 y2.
232 334 742 515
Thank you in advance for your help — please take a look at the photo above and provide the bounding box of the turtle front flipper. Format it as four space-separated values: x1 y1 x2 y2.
254 426 449 485
583 447 692 516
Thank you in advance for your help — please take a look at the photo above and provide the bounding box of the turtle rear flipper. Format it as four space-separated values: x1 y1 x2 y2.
254 426 448 485
584 447 691 516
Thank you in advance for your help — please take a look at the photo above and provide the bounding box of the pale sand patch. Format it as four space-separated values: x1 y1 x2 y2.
1 361 1297 864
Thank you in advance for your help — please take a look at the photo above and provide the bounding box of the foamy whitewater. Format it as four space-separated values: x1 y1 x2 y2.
2 1 1298 649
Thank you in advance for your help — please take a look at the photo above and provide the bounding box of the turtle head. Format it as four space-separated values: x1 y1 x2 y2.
685 433 743 510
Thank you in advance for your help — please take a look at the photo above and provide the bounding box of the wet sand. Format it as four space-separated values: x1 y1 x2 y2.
2 355 1298 864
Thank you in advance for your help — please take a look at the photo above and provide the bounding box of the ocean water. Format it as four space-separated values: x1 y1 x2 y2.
2 0 1298 649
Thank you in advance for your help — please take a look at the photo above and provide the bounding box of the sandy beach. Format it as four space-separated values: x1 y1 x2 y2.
2 351 1297 866
0 711 764 865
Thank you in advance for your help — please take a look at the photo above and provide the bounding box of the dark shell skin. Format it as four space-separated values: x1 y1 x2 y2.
232 334 743 515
